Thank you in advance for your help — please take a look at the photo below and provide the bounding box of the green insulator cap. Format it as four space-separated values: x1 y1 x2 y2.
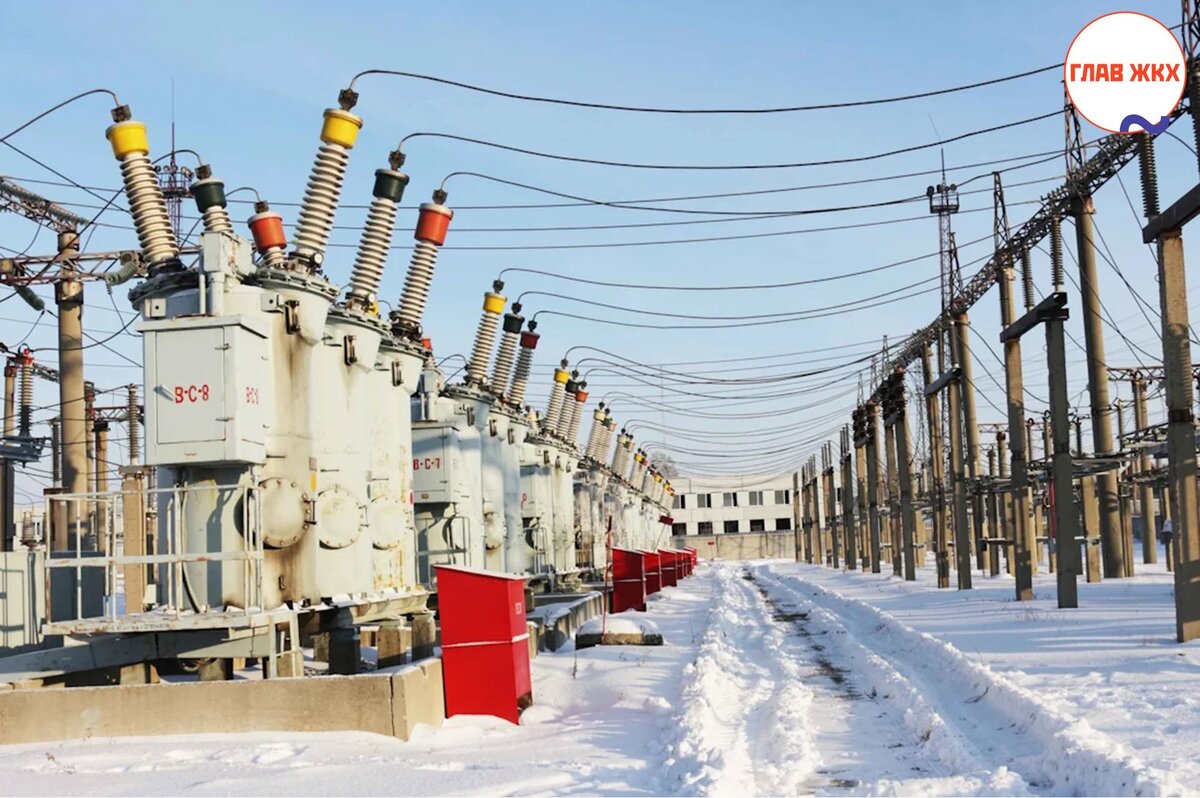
190 177 226 211
373 169 409 202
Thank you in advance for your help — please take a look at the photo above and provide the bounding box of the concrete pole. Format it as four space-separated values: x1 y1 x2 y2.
1114 399 1135 577
892 377 918 581
841 426 858 570
1163 482 1175 572
865 401 883 573
1158 228 1200 642
1073 200 1126 578
800 463 812 563
792 471 803 562
1132 375 1158 564
801 460 811 559
945 367 973 587
986 446 1001 576
824 443 839 568
55 230 86 552
1028 420 1045 572
954 312 988 573
94 420 109 554
1046 311 1080 608
998 261 1034 598
854 422 870 571
997 431 1014 577
816 453 825 566
921 344 950 587
883 413 901 576
1076 417 1103 583
122 465 147 612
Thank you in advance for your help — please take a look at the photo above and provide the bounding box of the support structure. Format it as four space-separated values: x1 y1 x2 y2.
840 425 858 570
1073 197 1127 578
921 345 950 587
884 371 918 580
864 401 883 573
1131 373 1158 564
55 230 87 551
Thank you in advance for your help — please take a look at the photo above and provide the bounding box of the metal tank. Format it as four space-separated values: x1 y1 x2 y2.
412 357 488 585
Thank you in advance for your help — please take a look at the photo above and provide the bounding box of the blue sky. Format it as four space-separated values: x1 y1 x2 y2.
0 0 1192 497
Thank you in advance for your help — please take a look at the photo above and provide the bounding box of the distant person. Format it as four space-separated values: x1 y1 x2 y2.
1161 517 1173 547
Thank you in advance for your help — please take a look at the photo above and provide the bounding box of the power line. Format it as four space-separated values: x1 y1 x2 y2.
347 62 1060 113
399 111 1059 171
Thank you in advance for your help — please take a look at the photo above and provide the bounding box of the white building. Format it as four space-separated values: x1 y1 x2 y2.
669 472 799 537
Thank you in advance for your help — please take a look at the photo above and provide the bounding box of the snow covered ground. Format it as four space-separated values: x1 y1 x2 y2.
1 559 1196 796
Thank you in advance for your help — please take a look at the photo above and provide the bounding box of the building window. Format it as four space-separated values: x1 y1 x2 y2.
697 493 713 509
672 494 686 510
775 489 790 505
697 521 714 535
748 491 763 506
724 520 739 534
723 492 738 508
776 517 792 530
672 522 688 536
750 519 765 532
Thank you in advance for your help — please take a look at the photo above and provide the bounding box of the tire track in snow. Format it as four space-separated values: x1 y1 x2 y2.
754 564 1178 797
663 562 820 796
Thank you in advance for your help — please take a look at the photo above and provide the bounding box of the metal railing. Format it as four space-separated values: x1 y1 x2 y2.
44 482 263 624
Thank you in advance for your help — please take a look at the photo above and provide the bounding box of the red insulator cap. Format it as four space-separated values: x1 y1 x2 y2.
575 390 589 403
414 203 453 246
248 211 287 254
420 337 433 352
519 331 540 349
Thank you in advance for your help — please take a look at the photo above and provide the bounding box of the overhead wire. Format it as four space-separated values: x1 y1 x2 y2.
347 63 1059 114
399 111 1060 171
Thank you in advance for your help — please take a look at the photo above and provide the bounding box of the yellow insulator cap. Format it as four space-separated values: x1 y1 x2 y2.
320 108 363 148
554 368 570 383
482 292 506 314
106 120 149 160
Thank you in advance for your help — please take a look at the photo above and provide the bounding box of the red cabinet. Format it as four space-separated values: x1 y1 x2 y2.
658 549 678 587
611 547 647 612
641 550 662 594
435 565 532 724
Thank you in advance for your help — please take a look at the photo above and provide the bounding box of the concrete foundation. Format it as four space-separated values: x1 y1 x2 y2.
527 592 604 652
0 658 445 745
576 629 664 648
